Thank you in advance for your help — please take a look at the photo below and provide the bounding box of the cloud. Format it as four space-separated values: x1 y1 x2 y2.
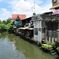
0 0 52 20
0 8 11 20
9 0 52 18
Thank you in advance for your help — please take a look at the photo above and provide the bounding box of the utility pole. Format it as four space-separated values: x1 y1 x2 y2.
33 0 36 15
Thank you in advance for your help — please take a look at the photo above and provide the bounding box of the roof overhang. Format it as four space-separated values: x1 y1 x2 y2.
50 5 59 9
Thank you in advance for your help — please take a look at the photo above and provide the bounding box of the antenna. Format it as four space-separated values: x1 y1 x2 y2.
33 0 36 15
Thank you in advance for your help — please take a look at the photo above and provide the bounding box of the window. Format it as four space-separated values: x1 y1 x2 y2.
34 28 38 35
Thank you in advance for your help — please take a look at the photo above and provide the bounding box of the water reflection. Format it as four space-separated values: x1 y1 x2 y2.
0 32 56 59
0 33 27 59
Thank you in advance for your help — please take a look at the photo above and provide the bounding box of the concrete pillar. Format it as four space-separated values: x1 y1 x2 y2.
49 37 51 42
52 37 54 43
55 38 57 42
32 15 43 43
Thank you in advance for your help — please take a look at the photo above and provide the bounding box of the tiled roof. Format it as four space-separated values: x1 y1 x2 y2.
12 14 26 20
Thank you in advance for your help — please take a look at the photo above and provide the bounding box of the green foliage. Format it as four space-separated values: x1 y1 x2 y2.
46 42 52 45
56 47 59 52
47 42 55 46
3 21 6 24
46 42 56 49
41 42 57 53
6 19 12 24
0 19 13 31
6 20 13 30
0 23 7 30
41 44 52 50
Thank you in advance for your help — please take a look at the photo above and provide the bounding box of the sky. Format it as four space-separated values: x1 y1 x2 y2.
0 0 52 20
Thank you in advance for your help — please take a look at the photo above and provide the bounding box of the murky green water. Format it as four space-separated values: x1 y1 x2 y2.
0 32 56 59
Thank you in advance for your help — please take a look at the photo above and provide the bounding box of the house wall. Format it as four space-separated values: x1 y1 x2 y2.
32 12 59 43
33 15 43 43
43 17 58 42
52 0 59 6
40 12 59 42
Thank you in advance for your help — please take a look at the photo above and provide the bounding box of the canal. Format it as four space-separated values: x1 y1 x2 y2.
0 32 56 59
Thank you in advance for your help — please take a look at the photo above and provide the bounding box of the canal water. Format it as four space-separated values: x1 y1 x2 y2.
0 32 56 59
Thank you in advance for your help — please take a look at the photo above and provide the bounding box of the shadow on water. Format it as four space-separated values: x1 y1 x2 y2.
0 32 57 59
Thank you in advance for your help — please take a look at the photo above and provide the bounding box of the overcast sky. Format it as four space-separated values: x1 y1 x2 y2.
0 0 52 20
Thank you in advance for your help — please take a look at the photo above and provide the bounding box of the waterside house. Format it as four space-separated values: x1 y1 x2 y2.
33 0 59 43
33 12 59 44
11 13 59 44
11 0 59 43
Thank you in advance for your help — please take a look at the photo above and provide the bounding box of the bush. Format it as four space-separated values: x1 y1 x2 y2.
0 23 7 30
56 47 59 55
46 42 55 46
46 42 56 49
6 22 13 30
56 47 59 52
41 44 52 52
